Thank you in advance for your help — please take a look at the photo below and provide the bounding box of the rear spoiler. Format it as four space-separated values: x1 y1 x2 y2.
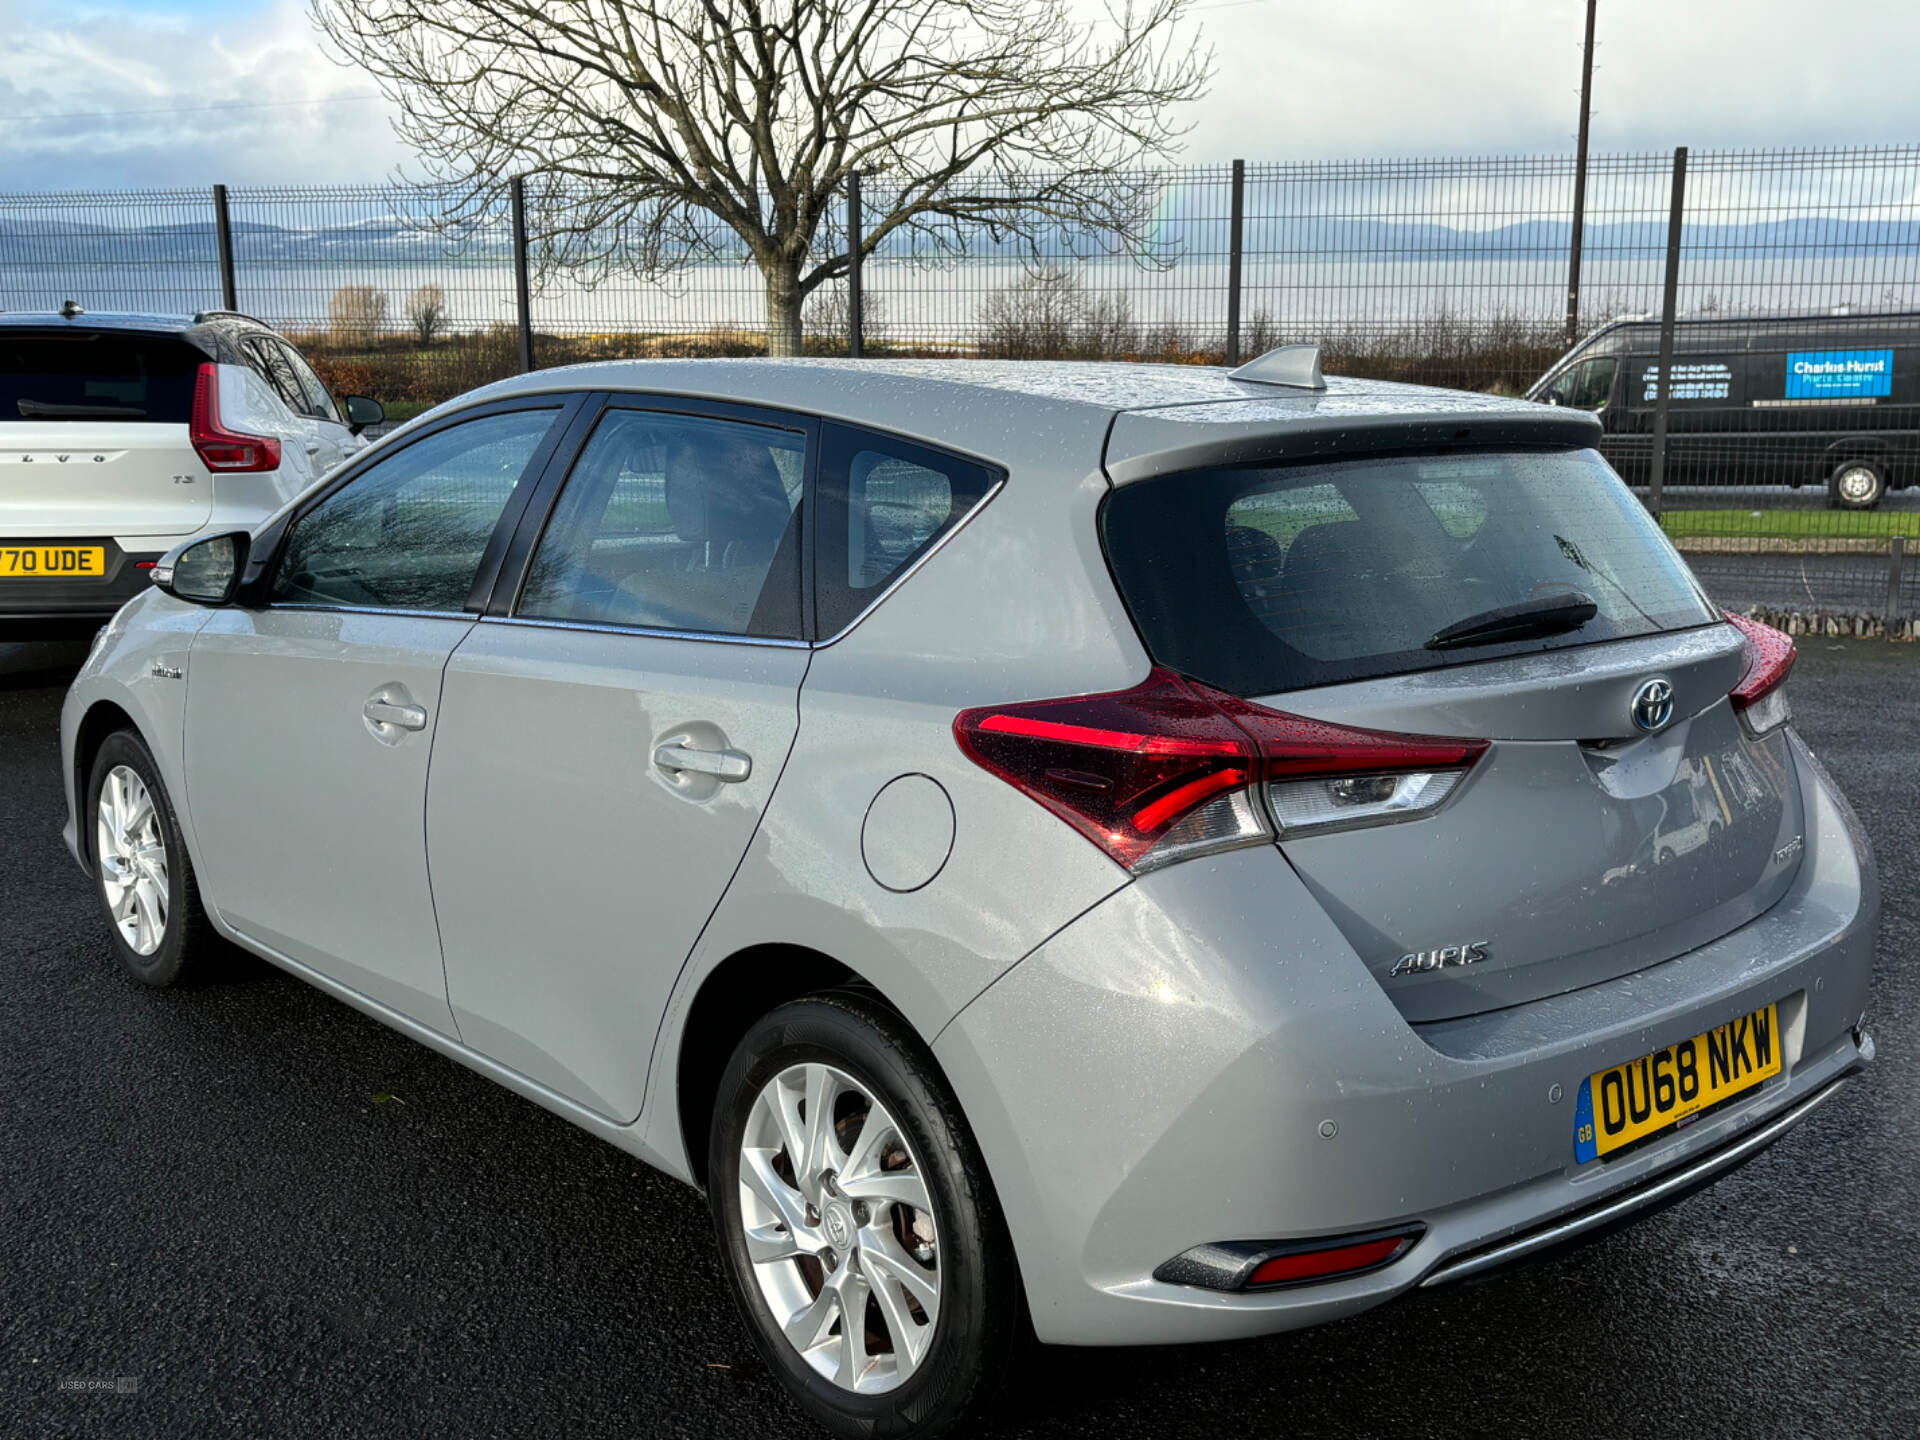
1103 400 1603 487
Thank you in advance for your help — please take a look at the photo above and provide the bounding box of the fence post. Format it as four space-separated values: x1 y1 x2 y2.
1889 536 1908 622
211 184 237 312
1646 146 1688 521
847 171 864 359
510 175 535 374
1564 0 1597 341
1226 159 1245 366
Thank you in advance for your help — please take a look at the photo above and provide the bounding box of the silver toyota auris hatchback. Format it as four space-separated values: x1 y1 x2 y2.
61 354 1877 1438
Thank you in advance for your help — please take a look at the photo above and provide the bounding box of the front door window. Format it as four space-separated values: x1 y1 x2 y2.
272 408 555 613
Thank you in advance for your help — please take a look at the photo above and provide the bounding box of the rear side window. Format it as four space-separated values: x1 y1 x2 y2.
516 408 806 639
277 340 341 423
1102 448 1719 696
242 337 307 416
0 330 202 422
815 424 998 637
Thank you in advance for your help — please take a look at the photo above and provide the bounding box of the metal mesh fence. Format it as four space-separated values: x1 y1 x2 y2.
223 183 523 414
2 146 1917 620
850 165 1237 359
0 188 223 317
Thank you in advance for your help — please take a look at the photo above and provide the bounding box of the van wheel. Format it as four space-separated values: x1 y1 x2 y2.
1828 461 1886 510
708 992 1020 1439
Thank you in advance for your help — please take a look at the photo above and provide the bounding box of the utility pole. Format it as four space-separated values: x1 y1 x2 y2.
1564 0 1598 342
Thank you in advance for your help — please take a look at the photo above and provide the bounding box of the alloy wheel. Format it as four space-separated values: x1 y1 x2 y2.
97 764 169 956
737 1061 941 1394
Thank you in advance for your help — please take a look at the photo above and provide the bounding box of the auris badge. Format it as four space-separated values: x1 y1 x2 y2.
1631 677 1675 733
1390 941 1490 977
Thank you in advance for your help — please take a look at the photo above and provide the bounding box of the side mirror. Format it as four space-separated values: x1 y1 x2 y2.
343 394 385 435
153 531 250 606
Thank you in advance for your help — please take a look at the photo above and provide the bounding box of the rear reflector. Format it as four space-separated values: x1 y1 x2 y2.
1247 1234 1414 1288
190 363 281 473
1153 1225 1425 1292
1723 611 1795 734
955 668 1487 872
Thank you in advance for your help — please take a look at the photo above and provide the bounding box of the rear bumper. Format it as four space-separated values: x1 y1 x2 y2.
0 538 162 633
1419 1066 1859 1286
934 730 1878 1345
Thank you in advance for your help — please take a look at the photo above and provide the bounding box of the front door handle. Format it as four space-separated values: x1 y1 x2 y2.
364 698 428 732
654 742 752 783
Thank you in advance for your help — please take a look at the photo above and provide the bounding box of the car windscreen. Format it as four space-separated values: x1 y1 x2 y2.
0 330 202 422
1100 447 1720 696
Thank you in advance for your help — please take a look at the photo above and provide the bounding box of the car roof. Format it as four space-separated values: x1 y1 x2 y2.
0 309 278 334
452 357 1584 473
0 309 201 332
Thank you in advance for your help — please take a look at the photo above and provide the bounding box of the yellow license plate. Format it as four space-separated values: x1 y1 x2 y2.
0 545 106 577
1575 1002 1782 1162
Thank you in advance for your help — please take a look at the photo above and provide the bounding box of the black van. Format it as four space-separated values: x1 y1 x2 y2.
1527 310 1920 508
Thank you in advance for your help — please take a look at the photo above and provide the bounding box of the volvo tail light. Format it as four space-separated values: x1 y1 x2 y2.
954 668 1488 872
1723 611 1795 735
190 363 281 473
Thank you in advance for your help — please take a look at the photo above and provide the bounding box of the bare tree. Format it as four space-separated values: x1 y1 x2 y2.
406 282 450 344
803 284 886 349
312 0 1211 355
328 284 389 344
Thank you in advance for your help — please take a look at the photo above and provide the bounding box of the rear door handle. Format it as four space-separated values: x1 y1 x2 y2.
364 698 428 732
654 742 752 782
304 441 321 455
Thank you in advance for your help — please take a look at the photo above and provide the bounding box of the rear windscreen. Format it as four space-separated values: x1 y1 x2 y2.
1101 447 1719 695
0 330 202 422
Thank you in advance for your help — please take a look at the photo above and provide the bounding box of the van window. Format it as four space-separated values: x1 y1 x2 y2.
1101 448 1719 696
1546 357 1617 411
0 330 202 422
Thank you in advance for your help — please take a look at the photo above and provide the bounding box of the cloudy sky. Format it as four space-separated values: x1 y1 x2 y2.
1 0 1916 191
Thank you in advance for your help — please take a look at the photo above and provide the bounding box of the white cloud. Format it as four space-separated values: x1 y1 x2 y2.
0 0 1916 191
0 0 407 189
1183 0 1920 160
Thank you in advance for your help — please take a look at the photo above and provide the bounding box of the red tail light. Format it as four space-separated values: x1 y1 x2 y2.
1723 611 1795 711
190 363 281 473
954 668 1488 872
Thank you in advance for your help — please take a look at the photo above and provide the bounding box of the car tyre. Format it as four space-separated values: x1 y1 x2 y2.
709 991 1020 1439
1827 460 1886 510
87 729 226 986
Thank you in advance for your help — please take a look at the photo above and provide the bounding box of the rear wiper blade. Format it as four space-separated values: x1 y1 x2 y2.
1426 592 1598 650
16 398 147 418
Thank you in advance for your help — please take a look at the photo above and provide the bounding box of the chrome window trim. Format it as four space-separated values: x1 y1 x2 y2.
813 471 1008 649
479 613 812 650
265 602 476 622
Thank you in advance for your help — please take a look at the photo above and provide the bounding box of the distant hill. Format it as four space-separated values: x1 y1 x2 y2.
2 206 1916 267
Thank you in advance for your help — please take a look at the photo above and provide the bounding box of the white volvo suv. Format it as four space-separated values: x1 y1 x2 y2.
0 306 382 637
